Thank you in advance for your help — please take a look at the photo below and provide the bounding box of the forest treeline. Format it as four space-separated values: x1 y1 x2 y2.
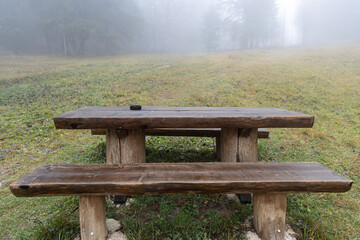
0 0 359 56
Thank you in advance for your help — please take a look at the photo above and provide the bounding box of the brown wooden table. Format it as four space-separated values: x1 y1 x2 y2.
53 106 314 165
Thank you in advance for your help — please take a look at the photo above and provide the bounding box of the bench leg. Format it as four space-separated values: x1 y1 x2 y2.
253 193 287 240
79 196 107 240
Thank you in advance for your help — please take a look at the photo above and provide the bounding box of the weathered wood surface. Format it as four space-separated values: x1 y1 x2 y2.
106 129 120 165
10 162 352 197
220 128 238 162
119 129 146 164
106 129 145 165
253 193 287 240
91 128 270 138
79 196 107 240
53 107 314 129
238 128 258 162
237 128 258 202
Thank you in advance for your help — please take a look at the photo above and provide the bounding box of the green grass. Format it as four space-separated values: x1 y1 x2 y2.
0 45 359 239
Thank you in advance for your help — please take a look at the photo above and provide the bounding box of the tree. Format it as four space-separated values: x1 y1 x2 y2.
226 0 279 49
0 0 143 56
0 0 38 54
202 5 222 51
33 0 143 56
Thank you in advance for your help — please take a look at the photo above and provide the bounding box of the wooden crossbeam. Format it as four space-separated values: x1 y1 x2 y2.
91 128 269 138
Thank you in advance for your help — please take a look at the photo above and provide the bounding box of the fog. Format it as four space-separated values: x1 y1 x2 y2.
0 0 359 56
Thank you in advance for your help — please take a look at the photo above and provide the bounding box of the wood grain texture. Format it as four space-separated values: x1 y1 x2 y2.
54 107 314 129
79 196 107 240
216 136 221 160
220 128 238 162
119 129 145 164
91 128 270 138
106 129 120 164
237 128 258 162
10 162 353 197
253 193 287 240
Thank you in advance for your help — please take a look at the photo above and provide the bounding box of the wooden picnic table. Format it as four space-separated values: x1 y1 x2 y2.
13 106 338 240
53 106 314 165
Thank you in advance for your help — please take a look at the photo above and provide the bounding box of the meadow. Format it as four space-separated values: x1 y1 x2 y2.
0 46 359 239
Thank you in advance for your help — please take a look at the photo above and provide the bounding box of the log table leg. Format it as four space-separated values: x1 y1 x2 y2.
237 128 258 203
220 128 258 162
238 128 258 162
220 128 238 162
106 129 146 164
106 129 146 203
106 129 121 164
253 193 287 240
119 129 146 164
216 136 221 160
220 128 258 203
79 196 107 240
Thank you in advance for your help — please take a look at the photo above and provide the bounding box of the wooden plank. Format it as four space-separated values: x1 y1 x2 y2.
146 128 220 137
53 107 314 129
253 193 287 240
91 128 270 138
10 162 352 197
61 106 309 112
79 196 107 240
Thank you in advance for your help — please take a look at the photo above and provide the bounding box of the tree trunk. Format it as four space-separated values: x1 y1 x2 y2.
63 35 68 57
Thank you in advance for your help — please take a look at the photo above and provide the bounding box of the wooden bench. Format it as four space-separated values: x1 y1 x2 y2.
10 162 352 240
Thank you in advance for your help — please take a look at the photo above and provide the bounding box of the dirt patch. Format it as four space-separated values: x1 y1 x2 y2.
198 199 234 218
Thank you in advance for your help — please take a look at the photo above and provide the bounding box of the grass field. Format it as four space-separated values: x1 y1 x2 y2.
0 46 359 239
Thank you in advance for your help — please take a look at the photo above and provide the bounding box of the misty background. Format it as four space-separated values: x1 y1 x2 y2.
0 0 360 56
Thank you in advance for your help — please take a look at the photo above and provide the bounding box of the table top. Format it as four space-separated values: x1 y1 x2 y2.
53 106 314 129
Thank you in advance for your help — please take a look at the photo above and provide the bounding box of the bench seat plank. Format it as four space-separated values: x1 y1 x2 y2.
10 162 352 197
91 128 270 138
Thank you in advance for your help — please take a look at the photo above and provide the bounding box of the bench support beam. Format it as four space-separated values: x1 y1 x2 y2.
79 196 107 240
253 193 287 240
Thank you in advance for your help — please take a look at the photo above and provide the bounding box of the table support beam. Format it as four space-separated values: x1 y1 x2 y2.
221 128 258 203
220 128 258 163
119 129 146 164
253 193 287 240
106 129 145 164
220 128 238 162
216 136 221 160
106 129 121 164
238 128 258 162
79 196 107 240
